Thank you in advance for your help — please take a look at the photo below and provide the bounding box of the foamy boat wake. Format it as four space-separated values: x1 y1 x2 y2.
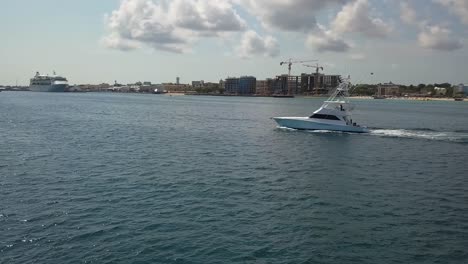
369 129 468 143
277 126 468 143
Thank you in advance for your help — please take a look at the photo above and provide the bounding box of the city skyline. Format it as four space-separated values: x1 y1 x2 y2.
1 0 467 86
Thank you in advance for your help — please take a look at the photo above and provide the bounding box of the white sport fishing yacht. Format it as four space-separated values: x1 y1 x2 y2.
274 77 368 133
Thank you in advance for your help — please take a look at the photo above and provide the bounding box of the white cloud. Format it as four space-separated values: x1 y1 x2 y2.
399 1 463 52
103 0 247 53
101 33 140 51
306 25 350 52
400 1 417 25
171 0 247 34
101 0 466 57
331 0 392 38
235 0 350 32
237 30 280 58
349 53 366 60
418 25 463 51
304 0 391 54
399 1 429 29
434 0 468 25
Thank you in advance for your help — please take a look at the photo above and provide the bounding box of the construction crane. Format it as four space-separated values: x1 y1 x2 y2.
303 63 324 94
303 63 323 73
280 59 317 76
280 59 317 95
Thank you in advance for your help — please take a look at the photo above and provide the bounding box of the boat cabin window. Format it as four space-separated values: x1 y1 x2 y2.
310 114 341 120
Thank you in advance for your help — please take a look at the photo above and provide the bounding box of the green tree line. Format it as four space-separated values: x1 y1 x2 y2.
351 83 456 96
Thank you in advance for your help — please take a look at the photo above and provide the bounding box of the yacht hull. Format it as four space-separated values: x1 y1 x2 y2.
274 117 369 133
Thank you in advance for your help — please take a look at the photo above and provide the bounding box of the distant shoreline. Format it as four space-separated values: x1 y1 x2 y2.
348 96 466 102
1 89 466 102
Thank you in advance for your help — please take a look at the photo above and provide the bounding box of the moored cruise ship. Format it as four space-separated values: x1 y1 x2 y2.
29 71 68 92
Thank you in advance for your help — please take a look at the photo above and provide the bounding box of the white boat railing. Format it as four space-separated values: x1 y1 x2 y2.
322 77 352 110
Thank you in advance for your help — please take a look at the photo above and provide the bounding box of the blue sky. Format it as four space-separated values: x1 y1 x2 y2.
1 0 467 86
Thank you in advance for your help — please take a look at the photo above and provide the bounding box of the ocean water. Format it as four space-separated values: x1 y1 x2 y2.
1 92 467 264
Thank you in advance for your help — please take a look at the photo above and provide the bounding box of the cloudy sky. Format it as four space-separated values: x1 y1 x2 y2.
1 0 467 85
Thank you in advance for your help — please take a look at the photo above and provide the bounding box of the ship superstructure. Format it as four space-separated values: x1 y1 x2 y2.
30 71 68 92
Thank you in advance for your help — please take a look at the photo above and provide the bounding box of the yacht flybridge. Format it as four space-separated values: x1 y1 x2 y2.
273 77 369 133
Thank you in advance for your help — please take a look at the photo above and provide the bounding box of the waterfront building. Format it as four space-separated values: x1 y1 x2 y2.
192 80 205 88
300 73 317 94
238 76 256 95
111 85 130 92
256 79 276 96
377 82 400 97
256 80 266 95
75 83 110 92
162 83 190 92
222 73 341 96
300 73 341 95
434 87 447 96
223 76 256 95
324 75 341 88
271 73 341 95
218 79 225 93
191 81 220 94
275 74 300 95
266 78 275 95
139 83 157 93
456 83 468 96
224 77 240 94
203 82 220 89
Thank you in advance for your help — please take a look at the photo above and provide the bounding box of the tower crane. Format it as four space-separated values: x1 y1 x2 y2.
280 59 317 95
303 63 324 94
303 63 323 74
280 59 317 76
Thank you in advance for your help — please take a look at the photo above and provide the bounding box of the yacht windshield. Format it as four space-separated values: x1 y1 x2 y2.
310 114 341 120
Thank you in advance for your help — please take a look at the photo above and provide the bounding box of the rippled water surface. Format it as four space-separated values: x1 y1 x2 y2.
1 92 467 264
